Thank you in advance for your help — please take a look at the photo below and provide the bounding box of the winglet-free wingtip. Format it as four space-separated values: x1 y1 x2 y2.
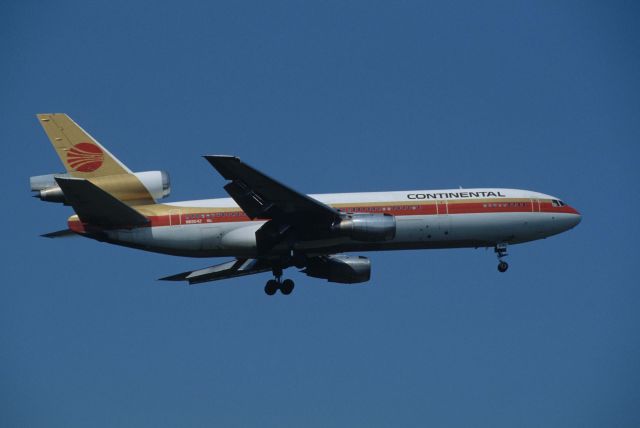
203 155 242 180
203 155 237 159
158 272 190 282
203 155 240 164
41 229 78 239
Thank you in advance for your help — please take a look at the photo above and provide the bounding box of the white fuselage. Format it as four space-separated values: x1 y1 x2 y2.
85 188 581 258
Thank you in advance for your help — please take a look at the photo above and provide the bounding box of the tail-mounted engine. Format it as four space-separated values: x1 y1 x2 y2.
332 213 396 242
303 254 371 284
30 170 171 204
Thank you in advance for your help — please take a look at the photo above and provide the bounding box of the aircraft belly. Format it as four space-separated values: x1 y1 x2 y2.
394 215 451 243
218 223 261 256
108 222 261 256
102 212 568 257
389 212 558 247
109 225 203 251
447 212 565 244
200 225 224 250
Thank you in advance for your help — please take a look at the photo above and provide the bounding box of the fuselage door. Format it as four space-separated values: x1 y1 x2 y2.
436 200 451 239
169 209 182 226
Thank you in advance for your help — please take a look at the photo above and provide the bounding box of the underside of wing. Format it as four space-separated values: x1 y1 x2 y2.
159 258 272 285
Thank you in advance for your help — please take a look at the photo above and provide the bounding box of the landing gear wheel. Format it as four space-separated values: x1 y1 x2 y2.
264 279 278 295
281 279 295 295
494 244 509 273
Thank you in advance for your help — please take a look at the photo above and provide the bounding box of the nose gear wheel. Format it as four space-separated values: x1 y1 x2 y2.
494 244 509 273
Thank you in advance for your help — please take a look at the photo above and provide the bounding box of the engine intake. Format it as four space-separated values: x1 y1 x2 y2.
332 213 396 242
304 255 371 284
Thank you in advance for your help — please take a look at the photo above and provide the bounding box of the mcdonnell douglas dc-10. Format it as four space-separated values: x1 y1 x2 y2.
31 114 581 295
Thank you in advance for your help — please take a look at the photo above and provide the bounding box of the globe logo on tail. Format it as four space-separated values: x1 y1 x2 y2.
67 142 104 172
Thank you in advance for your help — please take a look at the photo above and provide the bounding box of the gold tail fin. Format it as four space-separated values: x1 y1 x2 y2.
36 113 156 205
37 113 131 178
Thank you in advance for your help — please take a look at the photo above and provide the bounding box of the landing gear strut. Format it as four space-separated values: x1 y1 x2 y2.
264 268 295 295
495 243 509 273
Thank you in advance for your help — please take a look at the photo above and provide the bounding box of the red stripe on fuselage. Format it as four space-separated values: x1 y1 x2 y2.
67 199 579 232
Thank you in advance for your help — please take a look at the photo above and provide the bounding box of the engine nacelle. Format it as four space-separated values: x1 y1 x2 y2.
30 170 171 203
133 170 171 201
29 172 67 201
332 213 396 242
304 255 371 284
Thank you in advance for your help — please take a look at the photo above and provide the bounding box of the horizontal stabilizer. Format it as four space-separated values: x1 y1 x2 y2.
55 177 149 228
41 229 78 238
160 259 271 285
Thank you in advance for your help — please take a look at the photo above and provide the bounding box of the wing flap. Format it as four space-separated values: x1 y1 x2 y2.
55 177 149 228
160 258 272 285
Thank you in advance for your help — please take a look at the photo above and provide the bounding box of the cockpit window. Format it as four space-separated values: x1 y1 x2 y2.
551 199 566 207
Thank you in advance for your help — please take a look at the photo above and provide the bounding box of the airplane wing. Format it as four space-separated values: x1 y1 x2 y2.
205 155 343 253
159 258 272 285
41 229 78 238
204 155 340 222
56 177 149 228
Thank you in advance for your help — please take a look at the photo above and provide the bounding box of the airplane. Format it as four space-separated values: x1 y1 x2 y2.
31 113 581 295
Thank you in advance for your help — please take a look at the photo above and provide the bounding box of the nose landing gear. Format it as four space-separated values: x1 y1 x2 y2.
264 267 295 295
495 243 509 273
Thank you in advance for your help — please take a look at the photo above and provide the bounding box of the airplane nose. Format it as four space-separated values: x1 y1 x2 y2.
571 213 582 228
553 206 581 233
567 207 582 228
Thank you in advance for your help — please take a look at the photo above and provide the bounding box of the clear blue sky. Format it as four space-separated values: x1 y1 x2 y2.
2 1 639 427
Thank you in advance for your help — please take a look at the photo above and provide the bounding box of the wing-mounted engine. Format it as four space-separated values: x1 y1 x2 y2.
30 170 171 204
332 213 396 241
303 254 371 284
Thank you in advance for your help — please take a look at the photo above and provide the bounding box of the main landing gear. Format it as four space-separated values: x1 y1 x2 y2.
264 267 295 296
495 243 509 273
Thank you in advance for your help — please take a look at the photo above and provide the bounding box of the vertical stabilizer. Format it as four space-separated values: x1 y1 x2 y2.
35 113 157 205
37 113 132 178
